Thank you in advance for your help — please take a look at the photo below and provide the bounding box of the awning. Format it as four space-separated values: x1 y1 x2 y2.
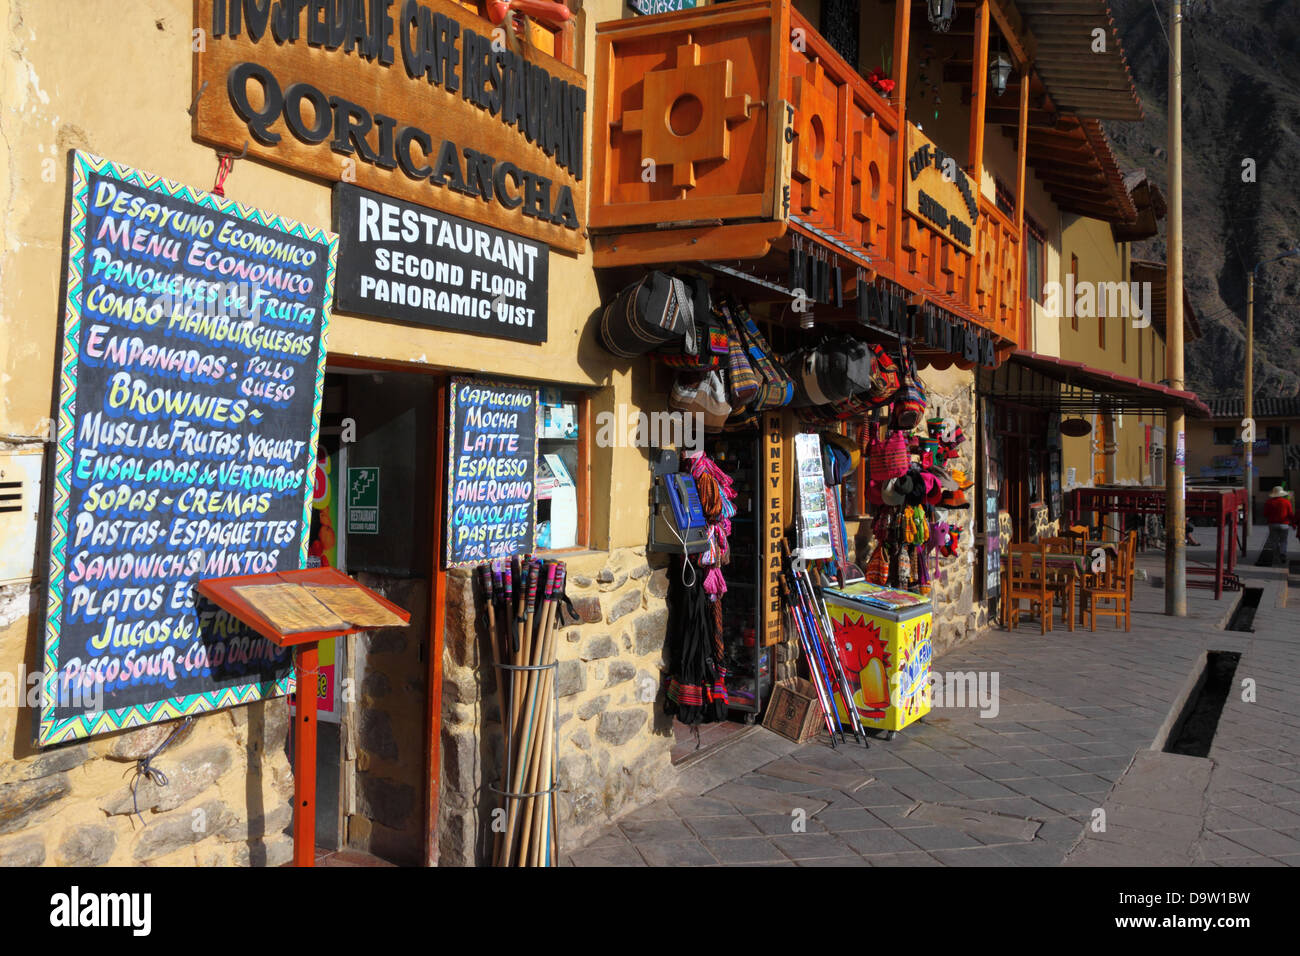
1130 259 1202 340
989 349 1211 417
1015 0 1144 121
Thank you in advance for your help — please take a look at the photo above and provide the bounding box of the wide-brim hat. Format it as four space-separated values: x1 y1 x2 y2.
939 487 969 508
881 477 907 507
928 465 959 492
822 431 862 472
1269 485 1289 498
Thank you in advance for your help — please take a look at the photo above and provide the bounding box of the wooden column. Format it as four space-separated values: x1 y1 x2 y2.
1013 62 1030 350
422 377 449 866
890 0 911 266
968 0 990 175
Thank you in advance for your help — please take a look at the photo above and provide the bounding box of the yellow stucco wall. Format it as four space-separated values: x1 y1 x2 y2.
0 0 649 866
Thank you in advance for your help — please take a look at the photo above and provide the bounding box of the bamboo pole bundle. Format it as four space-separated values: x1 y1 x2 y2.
483 557 564 866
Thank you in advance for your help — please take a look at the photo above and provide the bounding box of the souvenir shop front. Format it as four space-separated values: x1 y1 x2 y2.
585 0 1018 747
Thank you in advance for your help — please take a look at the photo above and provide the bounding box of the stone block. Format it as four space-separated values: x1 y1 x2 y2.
571 574 594 589
634 670 660 703
596 709 647 746
100 744 233 816
569 728 592 751
234 835 294 867
580 635 617 661
0 775 69 835
22 742 90 780
360 710 399 762
634 608 668 657
577 695 609 721
357 775 417 831
607 591 640 625
441 727 479 793
363 672 391 699
558 754 596 792
106 720 196 762
133 800 232 861
57 824 117 867
219 801 294 843
0 835 45 867
605 660 636 688
557 660 586 698
572 595 603 624
629 562 651 580
647 568 669 598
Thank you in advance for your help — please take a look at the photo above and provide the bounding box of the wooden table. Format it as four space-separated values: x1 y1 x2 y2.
196 567 409 868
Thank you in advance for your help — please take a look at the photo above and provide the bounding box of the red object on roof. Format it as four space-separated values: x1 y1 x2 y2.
1008 349 1211 417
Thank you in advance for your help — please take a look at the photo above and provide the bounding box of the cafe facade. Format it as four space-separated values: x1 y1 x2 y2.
0 0 1160 868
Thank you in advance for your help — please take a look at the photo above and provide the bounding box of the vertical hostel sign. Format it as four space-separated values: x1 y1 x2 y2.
446 378 537 566
192 0 587 254
40 151 337 745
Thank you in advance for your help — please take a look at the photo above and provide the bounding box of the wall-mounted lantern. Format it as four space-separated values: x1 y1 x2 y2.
927 0 955 33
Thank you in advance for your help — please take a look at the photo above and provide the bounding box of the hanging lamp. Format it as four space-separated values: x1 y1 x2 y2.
927 0 955 33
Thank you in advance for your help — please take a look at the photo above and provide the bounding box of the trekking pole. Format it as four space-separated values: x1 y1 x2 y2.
797 565 867 745
780 575 838 747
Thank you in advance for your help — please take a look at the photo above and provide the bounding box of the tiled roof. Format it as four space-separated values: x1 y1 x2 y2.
1205 397 1300 419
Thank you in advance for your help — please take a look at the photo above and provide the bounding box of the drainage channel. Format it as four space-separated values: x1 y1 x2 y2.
1225 587 1263 632
1162 651 1242 758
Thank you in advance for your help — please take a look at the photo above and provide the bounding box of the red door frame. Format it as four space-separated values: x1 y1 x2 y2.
325 355 448 866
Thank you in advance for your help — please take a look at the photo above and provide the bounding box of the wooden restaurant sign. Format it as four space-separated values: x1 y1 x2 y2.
193 0 587 254
904 125 977 254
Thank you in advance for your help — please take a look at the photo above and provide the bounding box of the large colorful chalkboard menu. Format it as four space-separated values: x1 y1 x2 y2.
446 378 537 566
40 151 337 745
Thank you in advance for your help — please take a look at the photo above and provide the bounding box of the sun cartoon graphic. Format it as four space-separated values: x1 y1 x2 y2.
835 614 891 717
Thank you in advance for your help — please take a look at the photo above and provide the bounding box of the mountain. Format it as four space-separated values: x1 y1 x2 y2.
1103 0 1300 401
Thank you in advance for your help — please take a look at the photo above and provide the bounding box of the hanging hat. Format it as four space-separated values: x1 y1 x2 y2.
950 468 975 490
866 480 886 507
821 431 862 472
881 477 907 507
922 471 942 505
901 470 927 506
928 465 958 491
670 371 732 431
1269 485 1289 498
938 487 968 508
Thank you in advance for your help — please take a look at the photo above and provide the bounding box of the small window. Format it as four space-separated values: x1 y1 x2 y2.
1213 426 1236 445
536 389 589 550
1025 232 1044 305
1070 255 1079 331
1098 311 1106 350
1267 425 1287 446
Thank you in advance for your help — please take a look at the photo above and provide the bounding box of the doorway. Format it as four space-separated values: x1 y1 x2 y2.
302 365 444 865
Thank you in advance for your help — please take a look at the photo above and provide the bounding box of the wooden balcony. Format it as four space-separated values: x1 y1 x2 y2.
590 0 1020 352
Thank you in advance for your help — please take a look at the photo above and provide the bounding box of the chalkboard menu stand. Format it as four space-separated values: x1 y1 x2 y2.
195 568 410 867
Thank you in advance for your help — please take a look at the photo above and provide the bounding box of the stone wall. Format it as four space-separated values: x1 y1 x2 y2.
438 547 675 866
344 575 430 866
0 605 294 868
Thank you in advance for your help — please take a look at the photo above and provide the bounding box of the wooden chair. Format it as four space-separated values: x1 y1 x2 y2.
1004 543 1052 634
1082 532 1137 631
1039 538 1077 631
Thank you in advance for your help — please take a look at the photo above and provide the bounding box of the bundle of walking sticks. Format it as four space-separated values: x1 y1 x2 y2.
478 557 566 867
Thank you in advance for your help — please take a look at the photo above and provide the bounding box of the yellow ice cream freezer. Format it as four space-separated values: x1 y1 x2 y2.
820 582 933 738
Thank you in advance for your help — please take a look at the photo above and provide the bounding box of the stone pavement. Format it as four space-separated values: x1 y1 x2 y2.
567 528 1300 866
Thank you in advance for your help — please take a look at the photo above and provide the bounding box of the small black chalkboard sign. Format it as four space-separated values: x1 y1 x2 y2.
446 377 538 566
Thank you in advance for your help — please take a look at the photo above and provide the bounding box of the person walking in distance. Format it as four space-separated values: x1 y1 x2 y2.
1257 486 1294 566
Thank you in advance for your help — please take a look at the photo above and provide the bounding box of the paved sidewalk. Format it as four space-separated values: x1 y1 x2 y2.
568 530 1300 866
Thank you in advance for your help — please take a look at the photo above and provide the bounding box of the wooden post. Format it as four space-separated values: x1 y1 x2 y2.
890 0 911 266
1013 61 1030 350
293 643 319 868
1165 0 1186 616
422 377 449 867
968 0 990 176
